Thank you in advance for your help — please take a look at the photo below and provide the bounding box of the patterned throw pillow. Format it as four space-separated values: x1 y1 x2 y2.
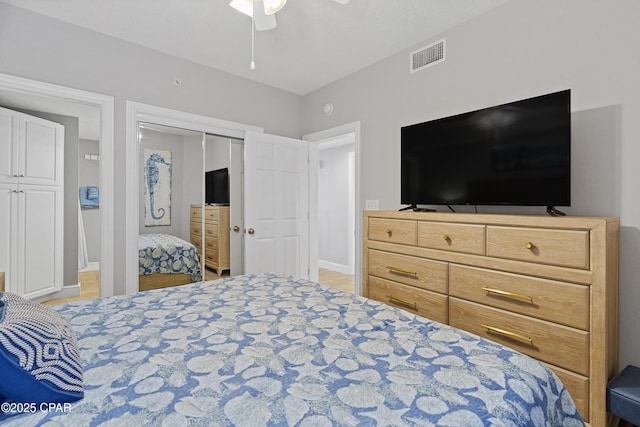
0 292 83 409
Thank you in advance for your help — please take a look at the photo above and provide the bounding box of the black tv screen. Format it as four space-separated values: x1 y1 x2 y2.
401 90 571 207
205 168 229 205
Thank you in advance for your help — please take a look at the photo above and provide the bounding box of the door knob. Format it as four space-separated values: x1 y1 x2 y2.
233 225 240 232
248 228 255 235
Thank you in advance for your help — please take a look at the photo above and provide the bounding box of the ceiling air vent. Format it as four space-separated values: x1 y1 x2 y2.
410 38 446 73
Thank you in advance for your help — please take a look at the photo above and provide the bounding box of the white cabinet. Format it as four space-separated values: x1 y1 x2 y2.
0 107 64 299
0 108 63 186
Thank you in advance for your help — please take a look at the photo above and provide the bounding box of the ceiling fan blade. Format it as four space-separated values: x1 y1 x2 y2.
253 0 277 31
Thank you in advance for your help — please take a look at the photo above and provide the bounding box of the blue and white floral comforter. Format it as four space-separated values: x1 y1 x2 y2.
5 274 584 426
138 233 202 282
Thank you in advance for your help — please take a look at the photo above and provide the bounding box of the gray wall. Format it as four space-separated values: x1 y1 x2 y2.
0 2 304 296
78 139 101 263
302 0 640 369
206 135 232 172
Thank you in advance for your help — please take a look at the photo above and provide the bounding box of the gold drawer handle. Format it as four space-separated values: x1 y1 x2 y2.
386 266 418 277
481 287 533 303
526 242 535 249
387 295 417 311
386 229 393 237
481 324 533 345
443 234 451 242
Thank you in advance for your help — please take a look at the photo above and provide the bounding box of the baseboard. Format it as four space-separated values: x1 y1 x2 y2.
80 261 100 272
32 283 81 303
53 283 82 299
318 260 350 275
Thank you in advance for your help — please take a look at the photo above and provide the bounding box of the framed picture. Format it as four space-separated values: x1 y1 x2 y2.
144 149 172 226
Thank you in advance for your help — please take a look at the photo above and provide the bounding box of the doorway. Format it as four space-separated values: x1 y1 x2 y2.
304 121 362 295
0 73 115 298
318 134 356 276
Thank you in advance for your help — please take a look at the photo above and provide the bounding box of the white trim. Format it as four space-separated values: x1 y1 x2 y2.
32 283 81 303
348 151 356 276
318 260 350 275
308 143 319 282
126 101 264 295
79 261 100 272
303 121 362 295
317 132 356 150
0 73 115 298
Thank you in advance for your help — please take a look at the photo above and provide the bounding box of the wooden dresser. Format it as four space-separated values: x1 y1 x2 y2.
363 211 619 426
190 205 230 277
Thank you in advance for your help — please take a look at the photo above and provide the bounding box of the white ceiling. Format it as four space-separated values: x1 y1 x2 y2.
0 0 510 96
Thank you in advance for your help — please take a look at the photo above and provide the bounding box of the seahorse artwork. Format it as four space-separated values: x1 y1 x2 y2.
144 149 172 226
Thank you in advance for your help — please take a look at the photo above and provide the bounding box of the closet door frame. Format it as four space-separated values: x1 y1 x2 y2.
125 101 263 295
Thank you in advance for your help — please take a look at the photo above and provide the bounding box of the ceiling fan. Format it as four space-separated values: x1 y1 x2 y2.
229 0 350 31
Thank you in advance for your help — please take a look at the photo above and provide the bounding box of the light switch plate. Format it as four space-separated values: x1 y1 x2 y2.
365 200 379 210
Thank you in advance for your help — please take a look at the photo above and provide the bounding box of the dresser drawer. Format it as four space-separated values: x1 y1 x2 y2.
205 249 219 265
190 222 202 237
449 298 589 375
205 223 219 239
204 207 219 222
487 226 589 269
368 276 448 323
368 218 416 246
449 265 589 330
191 207 202 222
205 238 218 251
546 364 589 422
368 249 447 294
190 233 202 248
418 222 485 255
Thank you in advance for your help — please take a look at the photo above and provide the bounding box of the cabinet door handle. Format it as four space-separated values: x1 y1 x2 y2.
233 225 240 232
248 228 255 235
387 295 417 311
481 287 533 303
386 266 417 277
481 324 533 345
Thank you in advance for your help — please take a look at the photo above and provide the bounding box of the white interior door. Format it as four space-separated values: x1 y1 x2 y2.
244 131 309 279
229 139 244 276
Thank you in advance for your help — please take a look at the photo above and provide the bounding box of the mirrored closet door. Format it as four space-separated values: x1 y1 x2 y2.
137 122 242 290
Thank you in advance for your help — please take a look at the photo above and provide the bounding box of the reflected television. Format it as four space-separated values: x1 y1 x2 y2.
205 167 229 205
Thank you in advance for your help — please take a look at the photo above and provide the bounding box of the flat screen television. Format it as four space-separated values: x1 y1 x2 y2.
401 89 571 208
205 167 229 205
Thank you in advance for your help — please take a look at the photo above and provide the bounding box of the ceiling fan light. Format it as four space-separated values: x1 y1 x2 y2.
253 1 278 31
229 0 253 17
263 0 286 16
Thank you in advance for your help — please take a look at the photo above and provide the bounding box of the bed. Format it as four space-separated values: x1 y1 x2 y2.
138 233 202 291
0 273 584 426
